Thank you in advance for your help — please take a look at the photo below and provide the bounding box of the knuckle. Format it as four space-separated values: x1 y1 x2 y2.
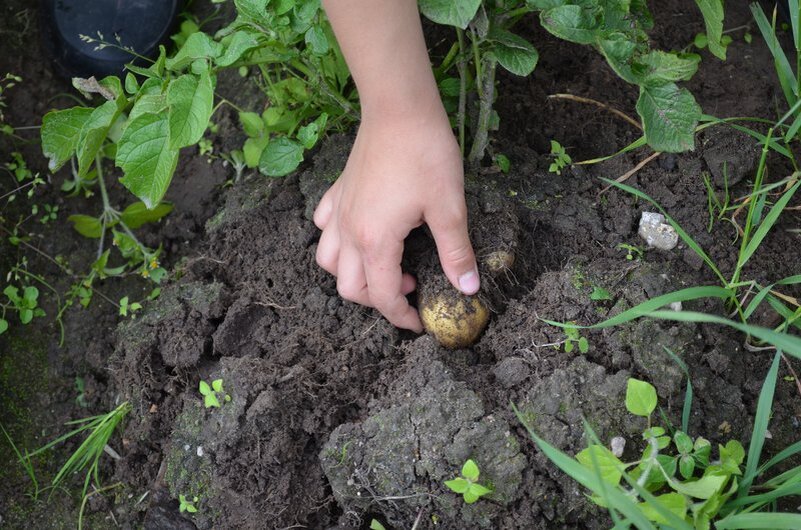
336 280 360 302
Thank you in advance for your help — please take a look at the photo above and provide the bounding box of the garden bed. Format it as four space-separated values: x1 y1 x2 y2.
1 0 800 529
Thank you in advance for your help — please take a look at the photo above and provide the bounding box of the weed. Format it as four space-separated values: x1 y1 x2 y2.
548 140 571 175
369 519 387 530
590 287 612 302
617 243 644 261
179 494 199 513
199 378 231 408
444 458 493 504
563 325 589 354
0 423 39 500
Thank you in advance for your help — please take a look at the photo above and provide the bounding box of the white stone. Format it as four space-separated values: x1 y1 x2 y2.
669 301 682 312
197 446 204 457
638 211 679 250
611 436 626 458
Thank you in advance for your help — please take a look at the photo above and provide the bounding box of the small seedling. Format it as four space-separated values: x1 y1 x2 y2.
199 378 231 408
369 519 387 530
548 140 571 175
616 242 643 261
494 153 511 174
590 286 612 301
118 295 142 317
563 325 589 354
444 459 492 504
179 494 198 513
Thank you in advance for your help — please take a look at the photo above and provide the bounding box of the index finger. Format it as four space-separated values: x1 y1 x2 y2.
362 239 422 332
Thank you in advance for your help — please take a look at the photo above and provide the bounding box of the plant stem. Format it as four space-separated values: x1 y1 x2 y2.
467 57 497 167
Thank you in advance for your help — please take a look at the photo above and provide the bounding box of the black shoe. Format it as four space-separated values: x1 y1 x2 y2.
41 0 182 80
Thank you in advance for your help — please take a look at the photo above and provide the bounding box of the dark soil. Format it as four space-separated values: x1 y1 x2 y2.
2 1 801 529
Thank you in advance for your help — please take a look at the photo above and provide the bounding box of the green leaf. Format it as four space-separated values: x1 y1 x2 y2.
117 112 180 209
461 459 480 481
129 94 168 123
41 107 93 172
205 393 220 408
637 492 687 524
626 378 657 417
369 520 387 530
694 0 726 59
463 490 479 504
0 318 8 335
444 477 470 494
20 308 33 324
540 5 598 45
637 51 700 85
578 337 589 353
470 483 492 497
199 380 211 396
22 286 38 304
304 26 329 56
694 32 708 49
166 32 222 71
120 202 174 229
216 30 260 67
674 431 693 454
636 83 700 152
679 454 695 479
716 513 801 529
590 287 611 301
186 504 197 513
167 71 215 149
212 379 223 392
68 215 103 239
243 135 269 168
239 111 264 138
576 445 624 486
76 100 120 177
418 0 481 29
490 29 539 77
297 113 328 150
259 137 303 177
669 473 726 499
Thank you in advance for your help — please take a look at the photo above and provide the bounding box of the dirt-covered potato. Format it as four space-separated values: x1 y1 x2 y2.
412 180 520 349
419 289 490 349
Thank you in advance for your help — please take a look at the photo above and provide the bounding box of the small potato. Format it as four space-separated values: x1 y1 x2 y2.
419 290 490 349
483 250 515 275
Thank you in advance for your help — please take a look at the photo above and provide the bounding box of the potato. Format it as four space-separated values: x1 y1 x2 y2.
419 289 490 349
483 250 515 275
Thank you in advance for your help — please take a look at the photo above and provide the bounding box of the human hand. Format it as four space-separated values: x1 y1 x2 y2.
313 111 480 332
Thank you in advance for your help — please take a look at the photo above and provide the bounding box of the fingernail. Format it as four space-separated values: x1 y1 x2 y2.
458 270 480 295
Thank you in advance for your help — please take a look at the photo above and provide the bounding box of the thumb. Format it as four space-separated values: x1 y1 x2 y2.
428 205 480 295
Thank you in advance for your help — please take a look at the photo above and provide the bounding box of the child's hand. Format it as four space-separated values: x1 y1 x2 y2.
313 110 479 332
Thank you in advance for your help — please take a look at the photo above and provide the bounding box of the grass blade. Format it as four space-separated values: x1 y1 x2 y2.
750 3 798 106
758 439 801 475
663 347 693 434
716 512 801 529
737 180 801 271
738 351 781 497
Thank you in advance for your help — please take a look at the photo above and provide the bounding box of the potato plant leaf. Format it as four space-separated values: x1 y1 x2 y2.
117 112 180 209
637 492 687 524
216 30 260 67
68 214 103 239
636 83 700 152
166 32 222 71
120 201 174 229
259 137 304 177
637 51 701 85
41 107 94 171
76 100 121 177
625 378 657 417
694 0 726 59
576 445 625 486
539 5 598 45
167 70 215 149
490 29 539 77
418 0 481 29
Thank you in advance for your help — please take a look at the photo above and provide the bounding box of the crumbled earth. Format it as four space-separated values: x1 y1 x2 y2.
2 0 801 529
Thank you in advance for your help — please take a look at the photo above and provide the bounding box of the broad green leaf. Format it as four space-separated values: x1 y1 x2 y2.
304 26 329 56
212 379 223 392
490 29 539 77
576 445 624 485
117 112 180 209
674 431 693 454
679 455 695 479
234 0 267 23
461 459 480 480
243 135 269 168
129 94 168 122
41 107 93 171
598 34 639 84
167 71 215 149
20 308 33 324
418 0 481 29
216 30 260 67
369 520 387 530
68 214 103 239
259 137 303 177
669 473 726 499
76 100 120 177
239 111 264 138
124 73 139 95
636 83 700 152
204 393 220 408
470 483 491 497
297 113 328 149
199 380 211 395
637 51 700 85
166 32 222 71
22 286 38 304
638 492 686 524
120 201 174 229
463 490 479 503
527 0 567 9
444 477 469 493
694 0 726 59
540 5 598 45
0 318 8 335
626 378 657 417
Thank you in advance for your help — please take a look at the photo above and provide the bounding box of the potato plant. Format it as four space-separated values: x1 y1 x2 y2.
423 0 727 165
